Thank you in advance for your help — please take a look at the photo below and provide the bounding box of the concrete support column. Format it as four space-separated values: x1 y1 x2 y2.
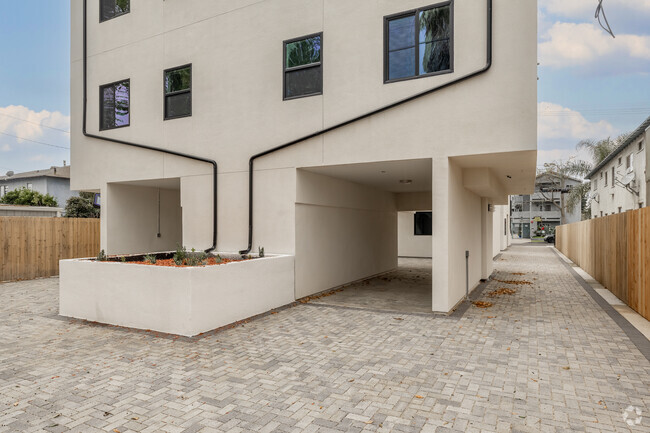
481 197 494 279
432 158 450 312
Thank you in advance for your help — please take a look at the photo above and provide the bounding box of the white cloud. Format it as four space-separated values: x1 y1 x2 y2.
541 0 650 19
539 22 650 69
1 144 10 152
0 105 70 142
538 102 615 141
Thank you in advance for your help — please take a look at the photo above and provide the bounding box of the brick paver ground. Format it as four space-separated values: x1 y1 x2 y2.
0 245 649 432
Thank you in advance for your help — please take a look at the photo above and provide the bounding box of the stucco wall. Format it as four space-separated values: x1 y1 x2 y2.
492 204 509 258
295 170 397 299
70 0 537 254
105 183 182 254
446 160 483 312
591 130 647 217
398 211 432 258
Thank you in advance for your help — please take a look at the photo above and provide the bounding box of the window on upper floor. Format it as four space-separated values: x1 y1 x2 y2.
640 140 644 151
164 65 192 120
283 34 323 100
414 212 432 236
593 179 598 190
100 79 130 130
0 185 6 197
604 171 608 186
626 153 634 169
100 0 129 22
26 183 33 190
618 157 622 165
385 2 452 83
611 167 615 187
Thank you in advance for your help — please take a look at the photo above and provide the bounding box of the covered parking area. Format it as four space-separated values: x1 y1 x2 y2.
294 152 535 314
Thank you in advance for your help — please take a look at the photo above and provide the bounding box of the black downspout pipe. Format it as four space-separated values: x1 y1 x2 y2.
240 0 493 254
82 0 217 253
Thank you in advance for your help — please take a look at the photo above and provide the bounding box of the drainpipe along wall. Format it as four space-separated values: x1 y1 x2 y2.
239 0 494 254
81 0 218 253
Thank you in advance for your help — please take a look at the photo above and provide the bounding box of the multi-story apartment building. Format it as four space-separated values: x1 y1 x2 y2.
70 0 537 313
510 174 582 238
586 115 648 217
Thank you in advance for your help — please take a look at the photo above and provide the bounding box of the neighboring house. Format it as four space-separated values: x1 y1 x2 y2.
70 0 537 313
510 174 582 238
0 165 76 208
586 115 648 217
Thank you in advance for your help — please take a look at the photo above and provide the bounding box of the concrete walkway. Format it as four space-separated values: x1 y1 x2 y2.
0 245 648 432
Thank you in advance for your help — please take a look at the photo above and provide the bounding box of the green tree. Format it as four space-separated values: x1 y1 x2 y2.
577 133 628 165
0 187 58 207
537 159 591 224
572 133 629 220
64 192 100 218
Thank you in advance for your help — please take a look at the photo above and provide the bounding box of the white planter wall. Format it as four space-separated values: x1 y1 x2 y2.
59 255 294 337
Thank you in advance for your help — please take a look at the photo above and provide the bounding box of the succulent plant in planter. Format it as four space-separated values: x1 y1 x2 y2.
97 249 107 262
144 254 157 264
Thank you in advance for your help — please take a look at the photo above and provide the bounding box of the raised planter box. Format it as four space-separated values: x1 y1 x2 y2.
59 254 295 337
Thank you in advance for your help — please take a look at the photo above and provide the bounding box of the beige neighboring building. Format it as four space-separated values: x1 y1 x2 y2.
586 116 648 217
70 0 537 313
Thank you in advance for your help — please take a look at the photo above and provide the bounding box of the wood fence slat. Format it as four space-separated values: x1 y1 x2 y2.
557 207 650 321
0 217 100 282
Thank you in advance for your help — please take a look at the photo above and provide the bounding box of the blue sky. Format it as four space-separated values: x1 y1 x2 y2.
1 1 649 174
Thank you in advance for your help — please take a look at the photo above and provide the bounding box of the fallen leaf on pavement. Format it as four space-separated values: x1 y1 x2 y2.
473 301 493 308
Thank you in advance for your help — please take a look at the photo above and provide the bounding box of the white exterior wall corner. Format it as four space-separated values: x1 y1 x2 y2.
398 212 433 258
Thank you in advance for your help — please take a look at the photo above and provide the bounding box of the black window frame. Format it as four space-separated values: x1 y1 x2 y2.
384 1 454 84
99 78 130 131
163 64 192 121
283 32 323 101
99 0 130 23
414 212 433 236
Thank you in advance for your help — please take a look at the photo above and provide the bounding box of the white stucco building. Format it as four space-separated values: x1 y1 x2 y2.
586 116 648 217
510 173 582 238
70 0 537 314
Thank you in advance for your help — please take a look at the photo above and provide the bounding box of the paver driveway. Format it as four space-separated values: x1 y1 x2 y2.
0 245 649 433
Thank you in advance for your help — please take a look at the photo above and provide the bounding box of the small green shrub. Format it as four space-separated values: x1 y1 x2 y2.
215 254 222 264
0 187 58 207
120 256 126 263
97 250 107 262
144 254 157 264
185 249 208 266
173 244 187 265
258 246 265 258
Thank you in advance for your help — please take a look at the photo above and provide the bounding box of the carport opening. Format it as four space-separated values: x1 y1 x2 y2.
295 159 433 314
105 178 182 255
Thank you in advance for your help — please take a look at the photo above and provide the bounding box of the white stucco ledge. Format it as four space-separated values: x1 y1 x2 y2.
59 254 295 337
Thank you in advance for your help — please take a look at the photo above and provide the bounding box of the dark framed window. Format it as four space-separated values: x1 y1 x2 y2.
100 0 130 22
384 1 453 83
100 79 130 130
414 212 432 236
164 65 192 120
283 33 323 100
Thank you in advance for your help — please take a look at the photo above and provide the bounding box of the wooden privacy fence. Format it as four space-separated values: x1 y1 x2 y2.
556 207 650 321
0 217 100 282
